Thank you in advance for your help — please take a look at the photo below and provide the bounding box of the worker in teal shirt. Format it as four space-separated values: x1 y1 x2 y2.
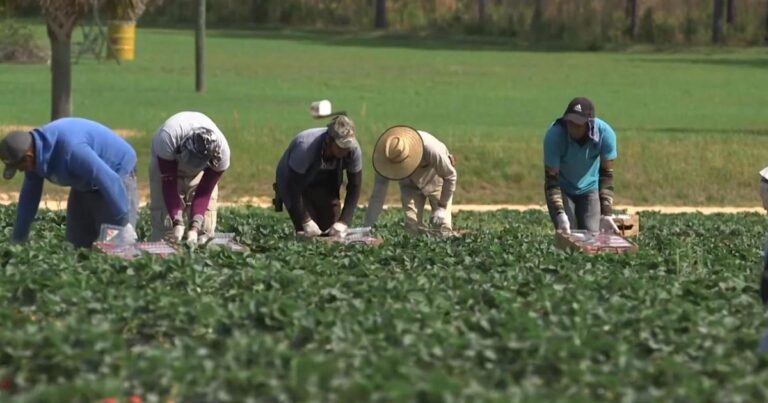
543 97 619 234
0 118 138 248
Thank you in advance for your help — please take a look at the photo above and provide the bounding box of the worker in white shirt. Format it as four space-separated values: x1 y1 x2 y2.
148 111 231 245
364 126 457 234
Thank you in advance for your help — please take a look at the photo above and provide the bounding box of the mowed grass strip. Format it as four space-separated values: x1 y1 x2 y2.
1 25 767 206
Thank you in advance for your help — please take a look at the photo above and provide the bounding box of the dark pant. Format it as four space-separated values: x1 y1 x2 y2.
66 172 138 248
301 171 341 232
547 190 600 233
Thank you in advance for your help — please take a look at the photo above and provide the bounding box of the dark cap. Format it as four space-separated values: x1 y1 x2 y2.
562 97 595 125
0 131 33 180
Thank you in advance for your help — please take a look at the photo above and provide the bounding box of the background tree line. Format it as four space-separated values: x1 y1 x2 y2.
4 0 768 47
121 0 768 47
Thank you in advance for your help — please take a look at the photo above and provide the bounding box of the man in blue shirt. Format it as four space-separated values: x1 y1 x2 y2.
543 97 619 234
0 118 138 248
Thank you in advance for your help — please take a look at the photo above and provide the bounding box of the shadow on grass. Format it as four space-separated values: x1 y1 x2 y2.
206 27 616 53
632 55 768 70
619 127 768 136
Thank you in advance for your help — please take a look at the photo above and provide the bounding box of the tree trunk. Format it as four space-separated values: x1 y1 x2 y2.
765 0 768 44
374 0 386 29
625 0 637 39
531 0 544 32
478 0 487 25
726 0 734 25
195 0 205 93
47 23 71 120
712 0 723 44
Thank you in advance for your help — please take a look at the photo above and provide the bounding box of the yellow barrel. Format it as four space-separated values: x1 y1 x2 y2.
107 20 136 61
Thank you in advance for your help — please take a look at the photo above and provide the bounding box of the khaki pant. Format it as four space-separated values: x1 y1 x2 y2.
149 158 219 241
400 181 453 234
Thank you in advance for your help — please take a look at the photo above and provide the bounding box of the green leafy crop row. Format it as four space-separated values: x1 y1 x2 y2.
1 205 768 402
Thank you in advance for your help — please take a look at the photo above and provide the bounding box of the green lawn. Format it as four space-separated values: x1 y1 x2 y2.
1 25 767 206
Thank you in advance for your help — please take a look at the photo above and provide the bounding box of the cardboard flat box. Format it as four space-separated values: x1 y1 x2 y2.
303 227 384 246
94 241 178 259
205 233 250 252
316 234 384 247
555 230 638 255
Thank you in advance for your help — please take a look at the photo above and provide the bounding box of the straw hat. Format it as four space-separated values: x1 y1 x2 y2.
372 125 424 180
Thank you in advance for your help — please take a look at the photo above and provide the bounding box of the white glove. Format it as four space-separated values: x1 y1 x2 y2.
556 211 571 234
122 223 138 243
600 215 620 234
185 228 199 247
328 221 348 237
302 219 322 237
172 224 185 242
431 207 448 227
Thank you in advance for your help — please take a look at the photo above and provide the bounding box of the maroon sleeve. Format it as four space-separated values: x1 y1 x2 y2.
157 157 183 221
190 167 223 220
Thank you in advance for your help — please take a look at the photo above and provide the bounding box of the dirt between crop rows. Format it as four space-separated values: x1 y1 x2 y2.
0 193 763 214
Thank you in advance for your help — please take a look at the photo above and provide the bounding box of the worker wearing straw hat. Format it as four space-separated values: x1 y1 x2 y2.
274 115 363 237
365 126 457 234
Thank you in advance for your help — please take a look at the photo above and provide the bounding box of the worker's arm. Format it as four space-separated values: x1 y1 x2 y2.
285 168 310 231
364 173 390 227
157 157 184 222
190 167 224 228
338 170 362 225
11 172 44 243
427 147 457 208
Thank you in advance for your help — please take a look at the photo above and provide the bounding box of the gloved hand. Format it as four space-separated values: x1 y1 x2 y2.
172 224 185 242
431 207 448 227
328 221 348 237
600 215 620 234
556 211 571 234
122 223 138 243
302 219 322 237
185 228 199 247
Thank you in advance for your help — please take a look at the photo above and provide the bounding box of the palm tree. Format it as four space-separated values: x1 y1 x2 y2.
102 0 160 60
37 0 160 120
103 0 151 21
39 0 96 120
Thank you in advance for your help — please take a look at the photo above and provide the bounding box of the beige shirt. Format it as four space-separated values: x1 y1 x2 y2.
365 130 456 226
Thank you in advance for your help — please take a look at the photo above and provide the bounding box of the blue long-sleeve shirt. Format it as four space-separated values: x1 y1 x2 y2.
12 118 137 242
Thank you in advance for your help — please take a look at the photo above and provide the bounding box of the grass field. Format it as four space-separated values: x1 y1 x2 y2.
1 25 767 207
2 205 768 400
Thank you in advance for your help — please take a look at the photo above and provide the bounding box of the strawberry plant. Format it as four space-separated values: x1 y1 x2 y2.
1 205 768 401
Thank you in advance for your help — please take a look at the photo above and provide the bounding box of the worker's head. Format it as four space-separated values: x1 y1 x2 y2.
325 115 357 159
562 97 594 140
372 125 424 181
0 131 35 179
179 127 222 171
